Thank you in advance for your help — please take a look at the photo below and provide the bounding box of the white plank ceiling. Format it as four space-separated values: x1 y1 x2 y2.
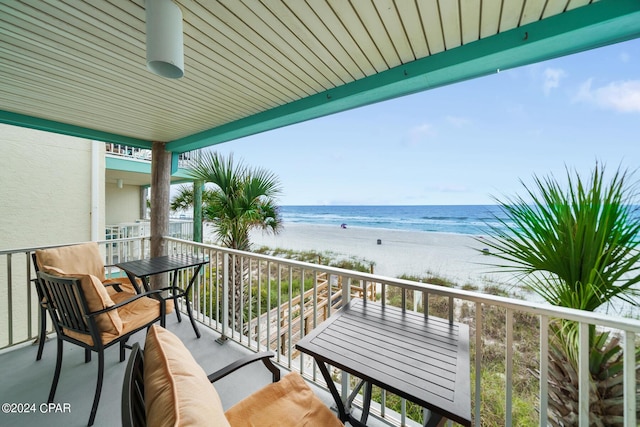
1 0 635 152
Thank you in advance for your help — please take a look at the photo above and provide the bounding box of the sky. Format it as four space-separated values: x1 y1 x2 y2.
209 38 640 206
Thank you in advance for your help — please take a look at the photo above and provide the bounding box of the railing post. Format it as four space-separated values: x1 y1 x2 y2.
341 276 351 411
345 276 351 304
218 253 230 343
7 253 13 346
578 322 589 426
505 309 513 427
475 302 482 427
341 371 349 412
623 330 636 427
26 252 33 341
539 315 549 427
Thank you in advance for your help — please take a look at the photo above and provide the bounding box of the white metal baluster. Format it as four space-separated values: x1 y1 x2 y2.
287 266 293 368
221 253 229 341
266 261 272 354
239 257 244 345
256 259 262 352
7 253 13 345
342 277 351 411
345 276 351 304
505 308 513 427
214 251 220 331
578 322 589 426
311 270 318 382
381 282 386 305
475 301 482 427
276 265 282 362
247 258 253 348
623 329 636 427
539 315 549 426
299 269 305 374
341 369 349 413
425 292 429 317
205 250 212 329
25 252 33 340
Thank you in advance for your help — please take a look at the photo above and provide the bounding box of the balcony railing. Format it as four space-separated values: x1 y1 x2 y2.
105 143 199 168
1 236 638 427
105 220 193 241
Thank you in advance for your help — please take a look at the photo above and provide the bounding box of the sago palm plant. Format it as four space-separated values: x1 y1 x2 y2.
185 152 282 250
174 152 283 328
479 163 640 426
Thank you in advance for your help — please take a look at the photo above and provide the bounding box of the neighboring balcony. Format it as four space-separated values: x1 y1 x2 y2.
105 144 198 169
1 237 639 426
105 220 194 242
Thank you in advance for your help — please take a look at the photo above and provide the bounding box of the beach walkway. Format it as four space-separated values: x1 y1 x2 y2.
251 273 376 357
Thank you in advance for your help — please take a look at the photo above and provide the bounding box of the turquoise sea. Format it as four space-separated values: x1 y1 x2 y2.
280 205 510 236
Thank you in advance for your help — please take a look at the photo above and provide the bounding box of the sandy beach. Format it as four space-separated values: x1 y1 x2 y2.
243 223 515 288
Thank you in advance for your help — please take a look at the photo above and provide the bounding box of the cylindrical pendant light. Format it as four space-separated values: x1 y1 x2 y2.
146 0 184 79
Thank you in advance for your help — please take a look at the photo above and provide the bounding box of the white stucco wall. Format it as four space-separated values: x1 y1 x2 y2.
0 124 108 346
105 182 142 224
0 124 105 250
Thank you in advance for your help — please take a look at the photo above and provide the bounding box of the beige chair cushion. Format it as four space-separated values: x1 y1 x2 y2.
109 288 174 315
36 242 107 281
103 277 138 295
224 371 344 427
42 266 123 336
66 295 162 347
144 325 231 427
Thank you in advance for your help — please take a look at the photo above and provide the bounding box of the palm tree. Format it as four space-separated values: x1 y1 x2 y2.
479 163 640 426
173 152 283 328
174 152 283 248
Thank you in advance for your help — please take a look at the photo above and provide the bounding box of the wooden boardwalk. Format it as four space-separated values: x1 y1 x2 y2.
250 273 377 357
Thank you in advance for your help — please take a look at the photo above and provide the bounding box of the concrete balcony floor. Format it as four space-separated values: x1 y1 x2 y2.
1 314 374 427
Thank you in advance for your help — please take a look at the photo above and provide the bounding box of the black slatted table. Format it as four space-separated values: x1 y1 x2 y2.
295 298 471 427
116 255 208 338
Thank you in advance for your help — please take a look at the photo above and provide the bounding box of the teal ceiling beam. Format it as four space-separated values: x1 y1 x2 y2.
167 0 640 153
0 110 152 148
171 153 179 174
106 156 152 174
106 155 194 179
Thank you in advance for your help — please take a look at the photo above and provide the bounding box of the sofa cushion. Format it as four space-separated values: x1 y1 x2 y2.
224 371 344 427
36 242 107 281
42 266 122 336
144 325 231 427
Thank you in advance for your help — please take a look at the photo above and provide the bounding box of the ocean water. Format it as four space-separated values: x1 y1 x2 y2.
279 205 510 236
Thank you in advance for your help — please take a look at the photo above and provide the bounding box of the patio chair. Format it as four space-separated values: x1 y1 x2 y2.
122 325 344 427
37 270 166 426
32 242 138 360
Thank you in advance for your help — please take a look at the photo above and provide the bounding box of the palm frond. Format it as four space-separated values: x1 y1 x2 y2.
479 163 640 312
185 151 282 249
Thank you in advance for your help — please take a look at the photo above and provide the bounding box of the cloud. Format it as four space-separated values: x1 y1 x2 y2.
404 123 436 146
575 79 640 113
542 67 567 96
